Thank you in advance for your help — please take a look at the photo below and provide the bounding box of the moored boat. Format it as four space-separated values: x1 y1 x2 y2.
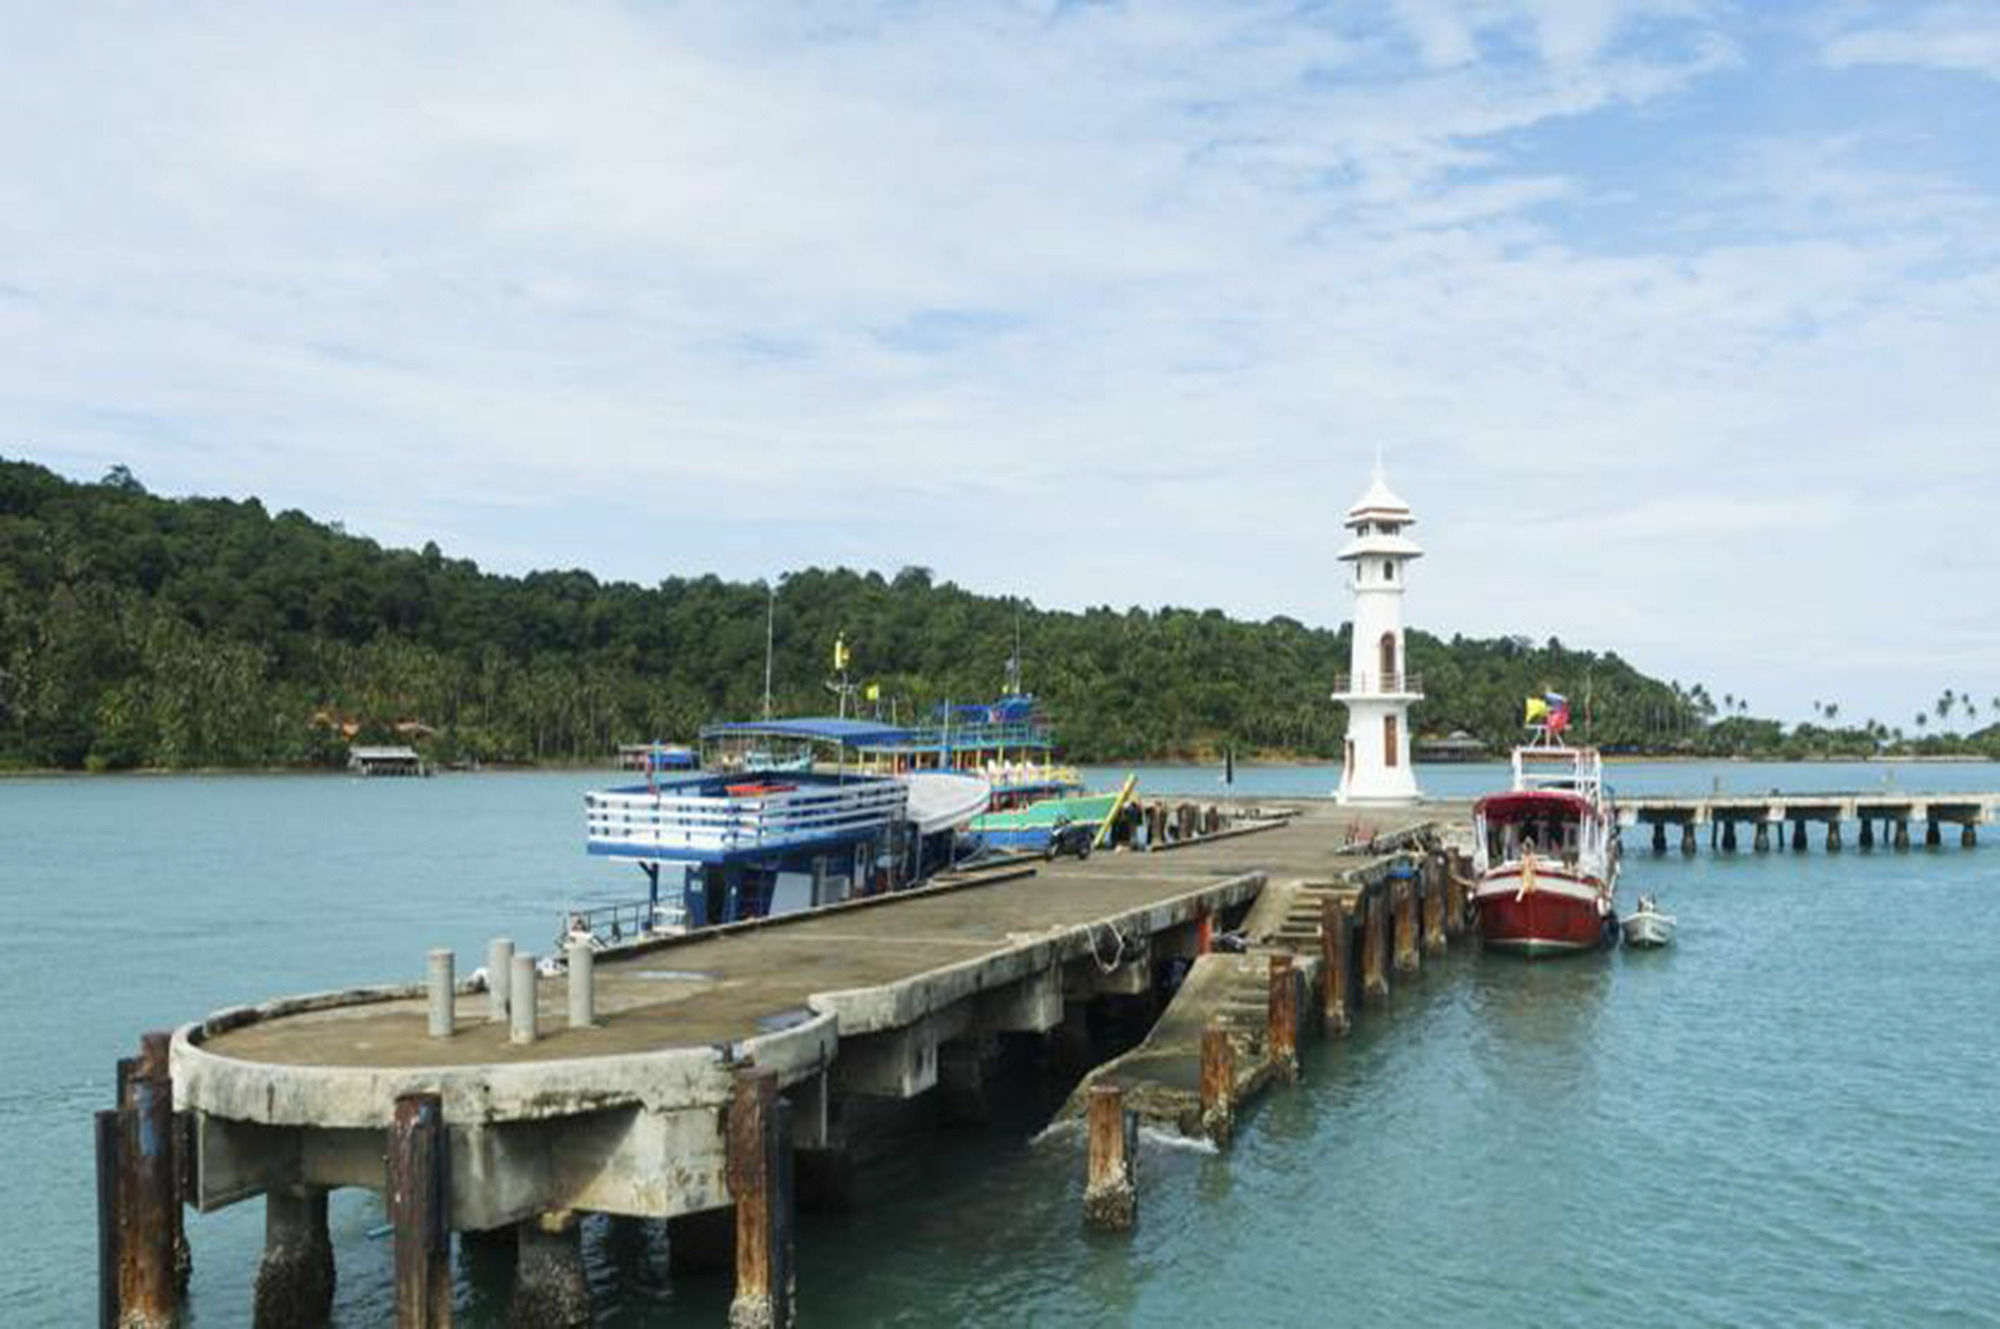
1473 704 1620 957
1620 894 1675 949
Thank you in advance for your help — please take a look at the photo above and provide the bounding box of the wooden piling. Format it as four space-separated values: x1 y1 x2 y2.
1082 1083 1137 1232
727 1069 794 1329
388 1092 451 1328
1266 954 1299 1080
101 1037 177 1329
1199 1021 1234 1145
1320 897 1352 1036
1362 892 1390 1003
1444 853 1470 938
1421 855 1447 955
1392 877 1419 975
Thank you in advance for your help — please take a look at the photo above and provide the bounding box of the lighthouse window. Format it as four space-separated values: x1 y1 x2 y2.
1382 560 1395 581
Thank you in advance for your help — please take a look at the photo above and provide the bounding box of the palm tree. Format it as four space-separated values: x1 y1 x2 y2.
1936 690 1955 724
1825 701 1840 724
1916 713 1929 733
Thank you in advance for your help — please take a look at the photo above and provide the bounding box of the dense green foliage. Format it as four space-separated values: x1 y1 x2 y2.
1 458 1993 770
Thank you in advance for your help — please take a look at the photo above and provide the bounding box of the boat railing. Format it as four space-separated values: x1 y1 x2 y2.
558 896 686 948
1512 745 1603 798
585 777 909 859
1331 671 1424 696
873 721 1055 753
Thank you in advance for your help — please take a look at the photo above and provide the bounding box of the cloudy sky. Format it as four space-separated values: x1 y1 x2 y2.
4 1 1996 727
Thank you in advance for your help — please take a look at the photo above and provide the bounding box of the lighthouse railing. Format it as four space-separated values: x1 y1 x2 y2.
1331 671 1424 696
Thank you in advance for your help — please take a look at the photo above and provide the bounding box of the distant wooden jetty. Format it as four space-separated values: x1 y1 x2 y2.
1619 792 1998 852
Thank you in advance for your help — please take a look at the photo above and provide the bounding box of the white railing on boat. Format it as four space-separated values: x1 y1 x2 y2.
1512 745 1604 799
586 777 908 860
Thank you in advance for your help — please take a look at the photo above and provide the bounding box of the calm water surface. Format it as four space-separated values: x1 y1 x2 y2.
4 761 1998 1325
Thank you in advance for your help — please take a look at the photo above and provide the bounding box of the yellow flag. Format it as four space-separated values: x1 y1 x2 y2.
865 682 881 701
833 636 849 671
1525 697 1549 724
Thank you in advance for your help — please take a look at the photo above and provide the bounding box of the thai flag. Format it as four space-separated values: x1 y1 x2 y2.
1545 692 1571 735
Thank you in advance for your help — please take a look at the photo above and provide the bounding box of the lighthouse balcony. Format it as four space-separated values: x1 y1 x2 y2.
1331 671 1424 699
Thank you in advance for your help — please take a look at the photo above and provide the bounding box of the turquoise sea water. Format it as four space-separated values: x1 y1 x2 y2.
4 762 1998 1325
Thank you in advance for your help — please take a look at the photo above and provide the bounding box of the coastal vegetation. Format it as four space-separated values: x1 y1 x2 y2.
2 458 1994 771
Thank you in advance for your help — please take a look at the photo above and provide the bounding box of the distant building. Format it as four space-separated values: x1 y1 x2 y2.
1416 730 1488 762
347 745 427 777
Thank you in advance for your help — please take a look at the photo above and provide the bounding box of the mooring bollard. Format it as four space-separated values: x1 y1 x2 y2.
487 938 514 1023
1082 1082 1137 1232
510 954 538 1046
1321 896 1352 1036
727 1069 795 1329
427 950 454 1039
1266 954 1299 1080
1199 1021 1234 1145
567 941 596 1030
389 1093 451 1328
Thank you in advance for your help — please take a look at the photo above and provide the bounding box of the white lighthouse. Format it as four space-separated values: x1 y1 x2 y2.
1334 460 1424 805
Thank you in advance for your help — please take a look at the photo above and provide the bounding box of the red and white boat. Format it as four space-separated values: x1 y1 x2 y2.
1473 738 1620 957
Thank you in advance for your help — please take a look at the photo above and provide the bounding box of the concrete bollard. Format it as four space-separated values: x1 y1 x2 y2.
488 938 514 1023
1320 897 1352 1036
427 950 455 1039
566 941 595 1030
1082 1083 1137 1232
1199 1021 1234 1145
1266 954 1299 1080
511 954 538 1046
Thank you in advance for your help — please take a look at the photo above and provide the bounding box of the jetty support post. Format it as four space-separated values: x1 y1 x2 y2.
510 1210 591 1329
1320 896 1352 1036
253 1186 335 1329
1392 875 1420 976
1681 820 1698 856
1082 1083 1138 1232
1964 822 1978 848
388 1092 452 1328
1362 891 1390 1004
1893 818 1911 851
1827 820 1842 852
1792 819 1808 852
1859 818 1875 849
101 1031 180 1329
1421 853 1447 955
1926 819 1942 849
1199 1021 1235 1145
727 1069 795 1329
1444 852 1470 938
1267 954 1299 1081
1752 820 1770 854
1650 821 1667 854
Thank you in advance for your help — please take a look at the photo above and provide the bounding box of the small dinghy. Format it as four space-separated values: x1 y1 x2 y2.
1620 894 1675 949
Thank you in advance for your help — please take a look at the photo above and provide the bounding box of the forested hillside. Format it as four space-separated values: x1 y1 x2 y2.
0 457 1929 771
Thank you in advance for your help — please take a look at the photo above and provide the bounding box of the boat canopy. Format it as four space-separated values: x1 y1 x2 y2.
699 717 911 748
1474 790 1594 822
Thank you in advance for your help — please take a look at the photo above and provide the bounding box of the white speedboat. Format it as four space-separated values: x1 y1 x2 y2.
1620 895 1675 949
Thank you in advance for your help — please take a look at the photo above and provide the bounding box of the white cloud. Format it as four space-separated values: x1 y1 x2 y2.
1823 3 2000 79
0 1 1995 724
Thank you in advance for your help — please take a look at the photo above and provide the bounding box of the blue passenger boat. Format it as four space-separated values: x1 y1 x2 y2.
571 717 987 940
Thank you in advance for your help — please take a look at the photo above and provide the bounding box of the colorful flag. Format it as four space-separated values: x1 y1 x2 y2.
1524 697 1549 724
1545 691 1571 735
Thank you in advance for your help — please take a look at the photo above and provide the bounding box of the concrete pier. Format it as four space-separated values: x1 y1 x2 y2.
1622 793 1997 856
149 800 1464 1324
